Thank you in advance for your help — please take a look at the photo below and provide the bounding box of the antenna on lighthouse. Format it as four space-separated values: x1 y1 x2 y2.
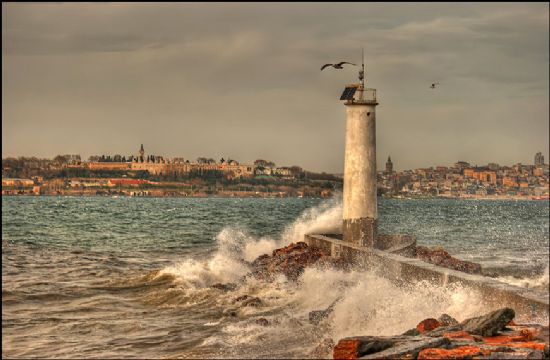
359 48 365 88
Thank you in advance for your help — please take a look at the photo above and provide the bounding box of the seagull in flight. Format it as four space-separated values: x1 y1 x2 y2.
321 61 357 71
430 82 440 89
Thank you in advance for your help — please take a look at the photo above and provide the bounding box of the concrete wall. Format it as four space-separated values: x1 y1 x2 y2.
304 234 549 322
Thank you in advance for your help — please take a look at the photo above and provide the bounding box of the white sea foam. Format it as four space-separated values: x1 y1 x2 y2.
159 197 343 287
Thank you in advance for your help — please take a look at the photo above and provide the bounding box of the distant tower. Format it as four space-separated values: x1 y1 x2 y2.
535 152 544 166
340 51 379 247
386 156 393 174
139 144 145 163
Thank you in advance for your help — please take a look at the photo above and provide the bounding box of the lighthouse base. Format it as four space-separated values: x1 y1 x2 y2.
343 217 378 247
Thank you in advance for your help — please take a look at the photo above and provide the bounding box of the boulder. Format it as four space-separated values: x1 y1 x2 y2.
250 242 329 281
333 336 449 360
461 308 515 337
438 314 459 326
417 318 442 333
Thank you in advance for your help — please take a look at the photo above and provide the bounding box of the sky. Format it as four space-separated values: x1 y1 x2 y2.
2 2 549 173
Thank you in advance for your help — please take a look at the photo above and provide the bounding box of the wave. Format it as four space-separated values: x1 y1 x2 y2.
157 196 343 288
151 196 548 357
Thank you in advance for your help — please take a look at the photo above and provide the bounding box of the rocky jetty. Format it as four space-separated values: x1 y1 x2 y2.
415 245 482 274
333 307 549 359
247 241 483 282
238 243 547 359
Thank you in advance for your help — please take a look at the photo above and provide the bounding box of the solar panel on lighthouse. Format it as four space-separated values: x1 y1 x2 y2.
340 86 357 100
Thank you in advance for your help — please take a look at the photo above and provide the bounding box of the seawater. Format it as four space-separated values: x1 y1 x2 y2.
2 196 549 358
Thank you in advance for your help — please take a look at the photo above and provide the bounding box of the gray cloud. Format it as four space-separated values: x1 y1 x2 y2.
2 2 548 172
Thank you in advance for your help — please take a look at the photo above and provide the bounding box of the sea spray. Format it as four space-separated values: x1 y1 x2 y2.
280 195 343 245
158 196 343 286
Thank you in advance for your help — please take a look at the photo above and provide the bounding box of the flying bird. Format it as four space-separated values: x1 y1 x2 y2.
321 61 357 71
430 82 440 89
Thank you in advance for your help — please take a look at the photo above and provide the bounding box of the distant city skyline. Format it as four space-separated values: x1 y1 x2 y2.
2 3 549 173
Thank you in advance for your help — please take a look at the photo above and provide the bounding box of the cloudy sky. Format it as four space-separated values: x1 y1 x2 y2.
2 2 548 172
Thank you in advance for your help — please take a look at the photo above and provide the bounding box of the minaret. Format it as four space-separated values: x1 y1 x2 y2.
139 144 145 163
341 51 379 247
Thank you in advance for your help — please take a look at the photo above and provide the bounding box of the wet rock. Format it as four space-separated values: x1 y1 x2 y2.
309 309 332 325
211 283 237 291
334 308 548 360
255 317 269 326
461 308 515 337
424 324 463 338
250 242 329 281
438 314 459 327
416 246 482 274
333 336 450 359
309 298 341 325
443 331 475 341
417 318 442 333
418 345 485 359
233 295 262 307
332 337 393 359
359 336 451 360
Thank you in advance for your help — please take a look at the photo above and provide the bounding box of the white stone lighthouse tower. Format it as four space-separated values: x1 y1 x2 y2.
341 54 379 247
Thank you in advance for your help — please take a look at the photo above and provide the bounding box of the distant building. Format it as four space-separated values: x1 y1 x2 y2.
535 152 545 166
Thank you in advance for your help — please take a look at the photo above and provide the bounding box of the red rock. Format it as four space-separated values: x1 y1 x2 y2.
333 339 361 360
498 342 546 351
251 242 329 281
507 320 517 326
416 318 442 333
443 331 474 341
482 330 535 344
416 246 482 274
418 345 485 359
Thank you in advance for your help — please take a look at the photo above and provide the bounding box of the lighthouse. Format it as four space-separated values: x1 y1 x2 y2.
341 55 379 247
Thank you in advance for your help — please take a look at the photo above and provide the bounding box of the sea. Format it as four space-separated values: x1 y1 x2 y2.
2 196 549 358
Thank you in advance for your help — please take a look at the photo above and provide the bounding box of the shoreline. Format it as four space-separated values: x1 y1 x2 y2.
2 193 548 201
